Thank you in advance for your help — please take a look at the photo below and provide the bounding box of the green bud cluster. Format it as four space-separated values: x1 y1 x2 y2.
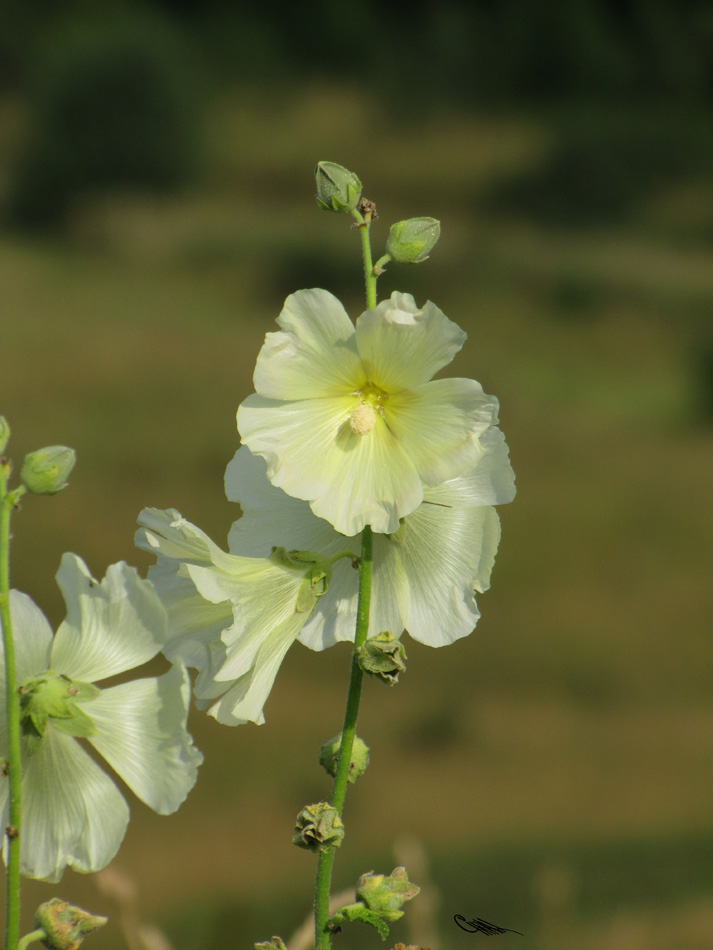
34 898 107 950
21 446 76 495
315 162 362 214
357 631 407 685
292 802 344 852
319 733 369 783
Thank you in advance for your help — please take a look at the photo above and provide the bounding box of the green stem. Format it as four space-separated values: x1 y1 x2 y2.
313 525 373 950
17 931 44 950
351 208 378 310
0 471 22 950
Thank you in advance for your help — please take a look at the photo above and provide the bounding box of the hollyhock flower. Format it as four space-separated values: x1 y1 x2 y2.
226 436 515 650
0 555 202 882
237 289 499 536
136 511 331 726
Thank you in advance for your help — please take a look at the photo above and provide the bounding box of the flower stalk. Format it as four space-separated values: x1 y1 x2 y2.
313 525 373 950
1 462 24 950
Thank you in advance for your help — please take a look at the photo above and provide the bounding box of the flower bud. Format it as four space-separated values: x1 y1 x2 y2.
254 938 287 950
356 867 420 923
20 446 76 495
319 733 369 783
386 217 441 263
315 161 362 213
293 802 344 852
357 632 407 685
0 417 9 454
35 898 107 950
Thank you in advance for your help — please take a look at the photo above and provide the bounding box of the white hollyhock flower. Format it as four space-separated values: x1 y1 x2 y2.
225 436 515 649
136 511 331 726
237 289 499 536
0 555 202 883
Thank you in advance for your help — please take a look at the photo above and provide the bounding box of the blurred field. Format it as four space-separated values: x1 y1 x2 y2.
2 80 713 950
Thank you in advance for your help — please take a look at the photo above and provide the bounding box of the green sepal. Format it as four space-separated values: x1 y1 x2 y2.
386 518 407 545
20 672 99 751
271 547 332 613
357 632 407 685
315 161 362 213
319 732 370 783
385 217 441 263
292 802 344 853
327 903 390 941
20 446 76 495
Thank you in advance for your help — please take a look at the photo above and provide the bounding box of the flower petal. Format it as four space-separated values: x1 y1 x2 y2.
355 293 467 391
238 394 424 534
251 289 366 400
386 377 499 487
423 427 516 508
51 554 168 682
88 663 202 814
399 504 501 646
17 729 129 881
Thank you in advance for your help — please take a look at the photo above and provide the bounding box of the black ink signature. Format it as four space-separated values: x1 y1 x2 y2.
454 915 523 936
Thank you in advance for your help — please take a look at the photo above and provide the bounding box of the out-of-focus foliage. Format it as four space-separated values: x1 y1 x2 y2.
6 5 203 227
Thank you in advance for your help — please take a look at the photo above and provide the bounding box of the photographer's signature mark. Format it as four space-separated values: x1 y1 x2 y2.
454 914 523 936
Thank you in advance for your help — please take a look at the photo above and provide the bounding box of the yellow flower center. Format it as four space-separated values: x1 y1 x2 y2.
348 383 388 436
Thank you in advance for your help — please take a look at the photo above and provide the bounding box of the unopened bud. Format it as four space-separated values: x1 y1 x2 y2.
356 867 420 923
315 162 362 213
254 938 287 950
386 217 440 263
357 631 407 685
35 898 107 950
319 733 369 783
21 446 76 495
0 417 9 454
293 802 344 852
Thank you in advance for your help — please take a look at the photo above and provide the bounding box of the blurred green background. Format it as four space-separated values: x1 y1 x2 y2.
1 1 712 948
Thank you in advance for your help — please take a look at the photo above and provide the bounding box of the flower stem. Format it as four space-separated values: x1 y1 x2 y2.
0 468 22 950
313 525 373 950
17 931 44 950
351 207 378 310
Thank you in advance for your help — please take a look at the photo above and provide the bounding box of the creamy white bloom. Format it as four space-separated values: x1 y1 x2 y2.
0 555 202 882
225 436 515 649
136 511 329 726
237 289 500 536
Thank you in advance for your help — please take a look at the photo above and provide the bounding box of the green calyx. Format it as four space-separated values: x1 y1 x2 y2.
315 161 362 214
356 867 420 923
20 671 100 753
292 802 344 853
319 732 370 784
20 446 76 495
357 631 407 685
34 899 107 950
386 216 441 263
271 546 332 613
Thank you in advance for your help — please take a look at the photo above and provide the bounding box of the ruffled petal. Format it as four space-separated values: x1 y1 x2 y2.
386 377 499 487
251 289 366 400
398 504 501 646
18 729 129 882
88 663 202 814
423 427 516 508
51 554 167 682
356 293 467 391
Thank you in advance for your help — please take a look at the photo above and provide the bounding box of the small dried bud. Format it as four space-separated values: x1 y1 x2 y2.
357 632 407 685
34 898 107 950
319 733 370 783
357 867 420 923
20 446 76 495
386 217 441 263
293 802 344 852
315 161 362 213
254 938 287 950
